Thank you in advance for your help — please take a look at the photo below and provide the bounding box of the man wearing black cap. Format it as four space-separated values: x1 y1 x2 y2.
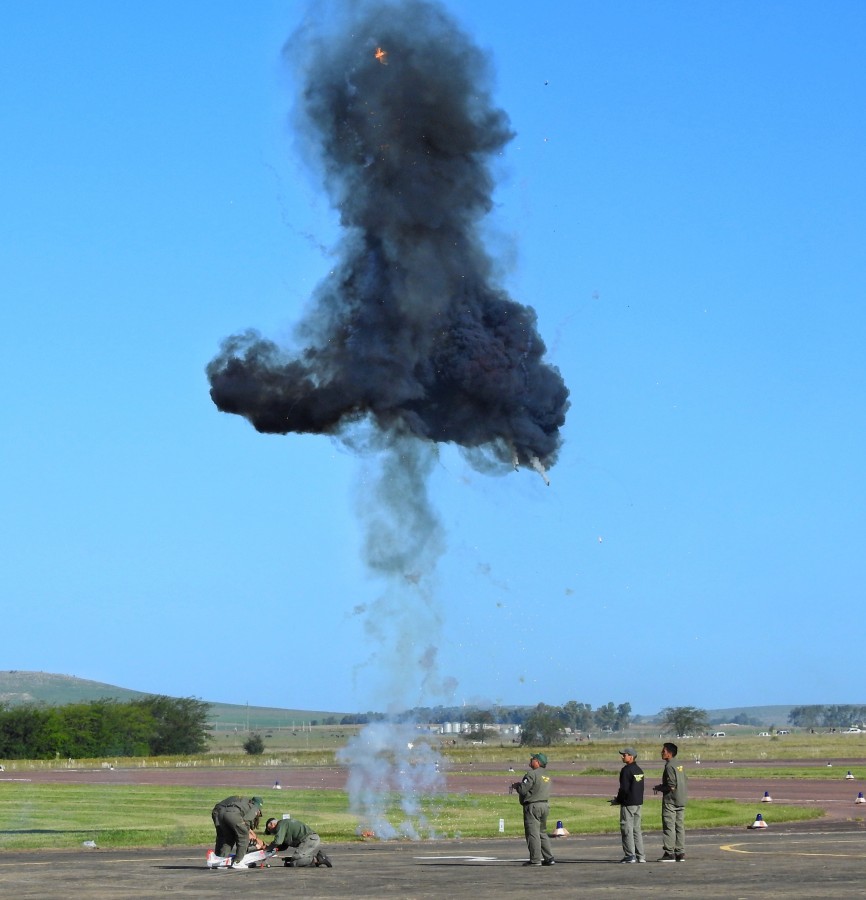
610 748 645 863
211 795 265 868
511 752 555 867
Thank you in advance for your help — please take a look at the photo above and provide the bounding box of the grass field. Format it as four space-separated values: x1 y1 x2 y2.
1 733 861 850
0 783 822 851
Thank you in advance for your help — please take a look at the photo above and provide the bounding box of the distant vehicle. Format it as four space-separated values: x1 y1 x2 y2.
757 732 770 737
710 732 726 737
777 730 790 735
844 727 862 734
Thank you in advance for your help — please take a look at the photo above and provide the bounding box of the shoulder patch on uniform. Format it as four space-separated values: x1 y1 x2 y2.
542 775 550 783
635 774 644 781
676 765 684 772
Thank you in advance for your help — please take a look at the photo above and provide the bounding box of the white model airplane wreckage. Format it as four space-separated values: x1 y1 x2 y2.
206 847 277 869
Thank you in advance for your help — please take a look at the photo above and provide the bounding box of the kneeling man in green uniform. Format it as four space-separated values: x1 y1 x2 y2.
264 816 332 868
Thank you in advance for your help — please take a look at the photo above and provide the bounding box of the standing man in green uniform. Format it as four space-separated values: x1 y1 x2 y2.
264 816 333 867
211 796 265 867
654 742 687 862
511 752 555 867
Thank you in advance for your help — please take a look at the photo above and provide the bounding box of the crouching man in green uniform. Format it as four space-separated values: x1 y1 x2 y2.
511 752 555 867
211 796 265 867
264 816 332 868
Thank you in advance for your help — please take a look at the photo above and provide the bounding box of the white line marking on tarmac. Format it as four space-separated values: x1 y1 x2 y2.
414 855 504 862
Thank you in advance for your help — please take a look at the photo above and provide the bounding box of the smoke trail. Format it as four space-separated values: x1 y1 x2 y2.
350 435 452 705
336 434 453 836
206 0 570 838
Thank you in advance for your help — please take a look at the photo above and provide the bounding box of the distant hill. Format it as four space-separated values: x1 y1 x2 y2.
0 671 149 706
0 671 349 727
0 672 806 729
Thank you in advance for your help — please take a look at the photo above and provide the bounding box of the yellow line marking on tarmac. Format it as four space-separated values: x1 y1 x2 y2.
721 839 865 858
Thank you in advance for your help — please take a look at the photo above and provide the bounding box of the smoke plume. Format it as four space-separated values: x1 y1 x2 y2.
207 0 570 838
207 0 569 475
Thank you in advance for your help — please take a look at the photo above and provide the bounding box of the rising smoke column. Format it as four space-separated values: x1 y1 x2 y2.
336 434 454 839
207 0 570 838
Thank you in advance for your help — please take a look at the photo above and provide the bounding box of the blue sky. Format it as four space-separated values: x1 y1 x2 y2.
2 0 864 716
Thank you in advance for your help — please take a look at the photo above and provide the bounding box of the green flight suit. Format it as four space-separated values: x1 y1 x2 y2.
211 796 262 861
661 758 687 855
266 817 322 867
515 766 554 865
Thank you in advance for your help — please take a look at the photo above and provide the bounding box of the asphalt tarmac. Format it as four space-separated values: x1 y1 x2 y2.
2 821 864 899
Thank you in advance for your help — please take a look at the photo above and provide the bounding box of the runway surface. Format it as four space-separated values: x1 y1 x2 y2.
3 822 865 899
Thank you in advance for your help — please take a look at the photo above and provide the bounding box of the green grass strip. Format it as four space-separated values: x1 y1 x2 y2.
0 783 822 851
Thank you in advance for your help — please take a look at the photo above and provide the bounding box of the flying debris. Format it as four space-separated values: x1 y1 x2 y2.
375 46 388 64
529 455 550 486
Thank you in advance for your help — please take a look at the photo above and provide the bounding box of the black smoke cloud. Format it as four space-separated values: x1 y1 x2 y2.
207 0 569 472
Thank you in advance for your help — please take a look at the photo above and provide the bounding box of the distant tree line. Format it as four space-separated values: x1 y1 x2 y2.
788 705 866 729
341 703 866 736
0 696 210 759
338 701 633 743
